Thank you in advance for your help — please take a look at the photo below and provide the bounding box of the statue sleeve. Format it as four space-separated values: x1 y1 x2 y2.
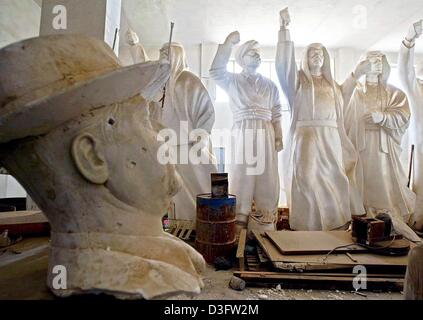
176 73 215 135
398 42 418 94
275 28 298 110
209 43 235 91
192 82 216 134
381 90 411 133
271 84 282 123
340 73 359 109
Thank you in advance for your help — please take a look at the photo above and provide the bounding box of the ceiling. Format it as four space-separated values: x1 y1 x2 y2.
123 0 423 52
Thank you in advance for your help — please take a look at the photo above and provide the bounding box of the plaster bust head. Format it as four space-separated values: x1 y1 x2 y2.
307 43 325 72
235 40 261 72
0 35 205 299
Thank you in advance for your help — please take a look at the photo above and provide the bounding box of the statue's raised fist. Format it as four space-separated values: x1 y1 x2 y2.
224 31 241 46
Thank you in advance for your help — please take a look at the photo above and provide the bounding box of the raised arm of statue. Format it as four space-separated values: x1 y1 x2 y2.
398 20 422 93
275 8 298 110
340 59 371 107
209 31 240 91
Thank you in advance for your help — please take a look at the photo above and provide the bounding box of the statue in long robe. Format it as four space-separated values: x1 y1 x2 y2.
275 8 366 231
345 51 419 242
119 28 149 66
151 43 217 223
209 31 283 233
398 20 423 232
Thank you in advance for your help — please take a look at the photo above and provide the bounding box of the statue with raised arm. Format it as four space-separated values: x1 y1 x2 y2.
398 20 423 232
276 8 366 231
345 51 419 242
209 31 283 234
0 34 205 299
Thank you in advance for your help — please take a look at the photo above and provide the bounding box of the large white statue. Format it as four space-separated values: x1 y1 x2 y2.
405 244 423 300
398 20 423 232
119 28 149 66
276 8 366 231
151 42 217 223
0 35 205 299
345 51 419 242
209 32 283 233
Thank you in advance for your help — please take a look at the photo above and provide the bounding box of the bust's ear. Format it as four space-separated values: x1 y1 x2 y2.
71 133 109 184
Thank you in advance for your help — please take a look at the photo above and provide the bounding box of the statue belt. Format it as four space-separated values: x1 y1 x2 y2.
233 108 272 122
296 120 338 128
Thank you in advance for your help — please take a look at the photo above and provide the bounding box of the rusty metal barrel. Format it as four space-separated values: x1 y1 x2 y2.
195 194 236 263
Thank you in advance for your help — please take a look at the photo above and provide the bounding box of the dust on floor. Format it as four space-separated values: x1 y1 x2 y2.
0 238 404 300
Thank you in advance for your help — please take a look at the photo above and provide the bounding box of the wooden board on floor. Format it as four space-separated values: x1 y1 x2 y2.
0 211 47 225
265 230 367 255
0 211 50 237
253 231 410 272
234 271 404 287
236 229 247 271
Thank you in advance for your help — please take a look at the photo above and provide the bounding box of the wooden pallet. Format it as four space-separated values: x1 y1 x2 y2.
167 219 195 240
233 230 408 291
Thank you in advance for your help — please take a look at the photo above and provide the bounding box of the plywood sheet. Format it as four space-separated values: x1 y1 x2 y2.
253 231 410 271
266 230 367 255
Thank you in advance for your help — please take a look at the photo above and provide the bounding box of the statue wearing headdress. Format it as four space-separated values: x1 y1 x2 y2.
151 42 217 223
345 51 419 242
210 31 283 233
119 28 149 66
276 8 367 231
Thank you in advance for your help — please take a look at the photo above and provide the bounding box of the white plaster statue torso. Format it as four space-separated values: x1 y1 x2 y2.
276 8 366 231
398 21 423 232
210 32 283 233
150 43 217 223
119 28 149 66
345 51 419 242
0 35 205 299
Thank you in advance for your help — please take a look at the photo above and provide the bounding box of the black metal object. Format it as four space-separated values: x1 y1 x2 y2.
211 173 228 198
0 198 26 212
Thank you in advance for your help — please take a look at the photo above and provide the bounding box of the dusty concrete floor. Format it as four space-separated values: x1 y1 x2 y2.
0 237 404 300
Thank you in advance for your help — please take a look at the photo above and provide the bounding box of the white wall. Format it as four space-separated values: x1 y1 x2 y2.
0 0 42 198
0 175 26 199
0 0 41 49
40 0 121 54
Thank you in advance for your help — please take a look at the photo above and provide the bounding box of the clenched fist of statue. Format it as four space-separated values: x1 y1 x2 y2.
364 111 384 125
280 7 291 28
224 31 241 47
354 59 372 80
407 20 423 42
